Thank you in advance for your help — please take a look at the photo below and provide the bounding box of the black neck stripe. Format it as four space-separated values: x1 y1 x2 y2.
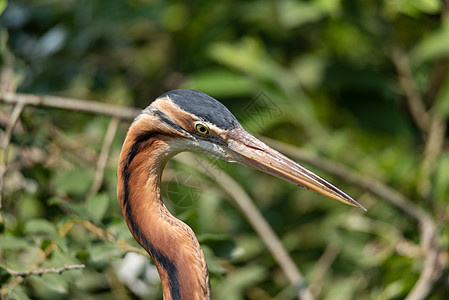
121 131 181 299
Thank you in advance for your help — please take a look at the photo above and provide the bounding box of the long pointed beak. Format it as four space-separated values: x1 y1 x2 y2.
226 128 366 211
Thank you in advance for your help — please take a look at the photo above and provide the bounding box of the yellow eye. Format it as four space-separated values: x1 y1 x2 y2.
194 121 210 135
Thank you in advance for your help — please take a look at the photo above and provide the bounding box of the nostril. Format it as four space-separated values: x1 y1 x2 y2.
243 142 263 151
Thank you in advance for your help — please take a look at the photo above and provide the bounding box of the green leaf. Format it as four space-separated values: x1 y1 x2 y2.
385 0 441 17
28 274 68 299
410 0 441 14
198 233 237 260
202 246 226 275
434 74 449 118
278 0 325 28
215 265 267 300
88 242 124 268
8 286 31 300
24 219 58 238
53 168 94 197
434 154 449 201
323 278 358 300
0 219 4 234
0 233 30 250
87 193 110 224
75 250 90 261
292 54 326 88
0 265 12 285
48 197 88 218
18 195 45 220
412 19 449 63
0 0 7 16
208 37 281 81
183 69 253 98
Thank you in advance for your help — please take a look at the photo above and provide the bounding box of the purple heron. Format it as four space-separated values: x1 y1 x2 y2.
117 89 365 299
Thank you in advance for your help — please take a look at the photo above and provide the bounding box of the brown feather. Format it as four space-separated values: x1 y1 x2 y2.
156 97 197 132
117 113 211 300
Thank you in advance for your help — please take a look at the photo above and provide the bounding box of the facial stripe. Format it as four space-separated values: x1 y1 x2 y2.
152 99 228 147
161 89 239 130
153 110 188 135
156 97 196 133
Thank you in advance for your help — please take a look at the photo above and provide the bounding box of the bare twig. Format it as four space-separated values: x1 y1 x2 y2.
77 218 148 256
416 5 448 198
443 0 449 19
0 92 140 121
309 244 340 296
2 220 74 297
0 102 25 219
176 153 315 300
419 115 446 198
7 264 85 278
406 219 446 300
391 47 430 133
87 117 120 198
262 137 446 300
390 33 447 299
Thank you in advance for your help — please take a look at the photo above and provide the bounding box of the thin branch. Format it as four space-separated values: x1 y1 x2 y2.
418 3 449 198
3 220 74 295
176 154 315 300
391 47 430 133
419 115 446 198
309 244 340 296
7 264 85 278
389 33 447 299
0 102 25 220
77 218 148 257
262 137 446 300
0 92 140 121
443 0 449 19
87 117 120 198
53 198 147 256
406 219 446 300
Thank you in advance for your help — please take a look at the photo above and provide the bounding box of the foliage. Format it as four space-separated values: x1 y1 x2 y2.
1 0 448 299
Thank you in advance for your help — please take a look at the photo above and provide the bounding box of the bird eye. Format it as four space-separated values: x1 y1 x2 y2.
194 121 210 135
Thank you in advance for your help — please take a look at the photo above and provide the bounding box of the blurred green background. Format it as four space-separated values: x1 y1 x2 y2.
0 0 448 299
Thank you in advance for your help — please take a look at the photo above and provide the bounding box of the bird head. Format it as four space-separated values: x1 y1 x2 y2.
138 89 365 210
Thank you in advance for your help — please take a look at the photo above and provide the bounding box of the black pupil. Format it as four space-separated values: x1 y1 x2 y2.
199 126 206 133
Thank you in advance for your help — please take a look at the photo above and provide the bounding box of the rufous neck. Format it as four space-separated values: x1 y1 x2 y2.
117 122 211 300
